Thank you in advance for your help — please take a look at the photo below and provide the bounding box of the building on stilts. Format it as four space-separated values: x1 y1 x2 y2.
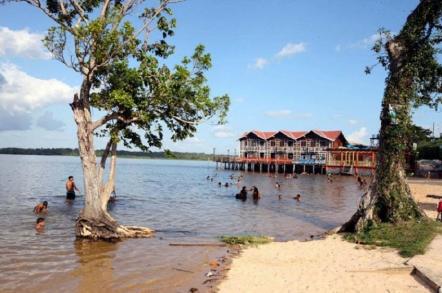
214 130 377 176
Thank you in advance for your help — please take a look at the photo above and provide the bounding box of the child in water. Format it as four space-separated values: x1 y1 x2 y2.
35 217 45 231
33 201 48 214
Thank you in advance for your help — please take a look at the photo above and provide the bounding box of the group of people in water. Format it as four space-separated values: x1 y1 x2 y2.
235 186 260 201
207 173 303 203
33 176 80 231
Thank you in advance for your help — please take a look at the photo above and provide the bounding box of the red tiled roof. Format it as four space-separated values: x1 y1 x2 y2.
239 130 276 140
240 130 346 142
322 130 343 141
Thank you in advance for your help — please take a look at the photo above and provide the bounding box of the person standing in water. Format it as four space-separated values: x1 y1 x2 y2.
66 176 80 200
250 186 260 200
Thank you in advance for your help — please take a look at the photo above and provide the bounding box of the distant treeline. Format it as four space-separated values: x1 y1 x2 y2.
0 148 213 161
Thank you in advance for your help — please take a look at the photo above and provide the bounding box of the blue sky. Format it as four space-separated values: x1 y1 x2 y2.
0 0 440 154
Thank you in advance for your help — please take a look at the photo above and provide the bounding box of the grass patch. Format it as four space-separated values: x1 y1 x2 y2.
344 220 442 257
219 235 273 246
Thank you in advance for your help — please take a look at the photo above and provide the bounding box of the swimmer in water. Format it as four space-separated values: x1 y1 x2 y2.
33 201 48 214
35 217 45 231
294 194 301 201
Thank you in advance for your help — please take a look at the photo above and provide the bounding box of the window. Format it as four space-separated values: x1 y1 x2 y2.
288 141 293 147
270 153 275 159
300 140 306 147
280 141 284 147
260 152 264 158
260 141 265 146
320 141 328 147
288 153 294 159
271 141 276 146
244 141 248 146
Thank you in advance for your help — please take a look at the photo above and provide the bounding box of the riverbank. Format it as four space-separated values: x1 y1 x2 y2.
217 235 429 292
217 179 442 292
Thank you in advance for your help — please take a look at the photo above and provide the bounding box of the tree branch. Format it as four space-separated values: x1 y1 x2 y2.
70 0 88 24
98 139 113 185
91 112 141 131
100 0 111 19
23 0 75 34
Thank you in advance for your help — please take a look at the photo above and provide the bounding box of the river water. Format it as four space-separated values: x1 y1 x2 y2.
0 155 363 292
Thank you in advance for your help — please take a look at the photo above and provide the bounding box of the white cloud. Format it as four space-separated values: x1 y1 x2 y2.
348 127 369 144
265 109 312 119
0 27 51 59
351 33 381 49
36 111 65 131
336 32 395 52
348 119 358 125
0 108 33 131
275 42 306 59
0 63 76 114
212 124 235 138
249 57 268 70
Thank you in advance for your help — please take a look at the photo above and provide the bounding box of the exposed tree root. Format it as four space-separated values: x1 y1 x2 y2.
338 186 378 233
76 215 154 240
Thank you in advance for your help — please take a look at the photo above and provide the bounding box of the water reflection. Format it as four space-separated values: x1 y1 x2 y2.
73 240 119 292
0 155 362 292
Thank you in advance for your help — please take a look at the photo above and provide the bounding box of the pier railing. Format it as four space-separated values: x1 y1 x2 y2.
213 156 292 164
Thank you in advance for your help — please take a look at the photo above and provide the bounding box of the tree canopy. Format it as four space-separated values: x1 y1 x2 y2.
23 0 229 149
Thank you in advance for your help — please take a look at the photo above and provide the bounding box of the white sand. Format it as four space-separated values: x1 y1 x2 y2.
218 236 428 293
408 179 442 219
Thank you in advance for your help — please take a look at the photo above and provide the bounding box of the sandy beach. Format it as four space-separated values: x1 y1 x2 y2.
217 179 442 293
408 178 442 219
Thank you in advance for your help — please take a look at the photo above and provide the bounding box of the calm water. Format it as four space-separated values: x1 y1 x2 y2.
0 155 362 292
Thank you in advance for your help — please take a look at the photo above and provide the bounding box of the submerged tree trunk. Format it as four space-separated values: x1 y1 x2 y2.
339 1 440 232
71 83 153 240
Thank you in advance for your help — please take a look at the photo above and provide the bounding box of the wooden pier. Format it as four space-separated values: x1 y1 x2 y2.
213 156 327 174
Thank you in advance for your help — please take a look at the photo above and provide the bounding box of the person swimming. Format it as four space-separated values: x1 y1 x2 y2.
275 182 281 189
225 182 229 187
218 182 222 187
294 194 301 201
35 217 45 231
33 201 48 214
250 186 260 201
235 186 247 201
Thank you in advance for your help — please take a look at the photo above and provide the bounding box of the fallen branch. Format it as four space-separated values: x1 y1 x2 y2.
169 243 226 247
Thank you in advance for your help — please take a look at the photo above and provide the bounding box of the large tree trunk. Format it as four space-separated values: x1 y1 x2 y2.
70 83 153 240
338 1 439 232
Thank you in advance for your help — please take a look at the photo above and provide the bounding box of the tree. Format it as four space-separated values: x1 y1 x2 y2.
409 124 432 145
340 0 442 232
4 0 229 239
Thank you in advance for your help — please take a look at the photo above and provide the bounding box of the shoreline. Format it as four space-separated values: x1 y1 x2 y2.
213 179 442 292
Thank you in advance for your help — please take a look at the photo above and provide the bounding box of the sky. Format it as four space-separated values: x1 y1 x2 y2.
0 0 441 155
